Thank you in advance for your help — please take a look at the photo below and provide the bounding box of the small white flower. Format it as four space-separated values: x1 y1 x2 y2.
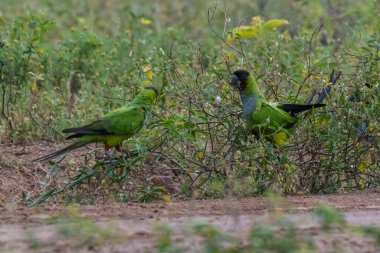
215 96 222 104
268 101 279 106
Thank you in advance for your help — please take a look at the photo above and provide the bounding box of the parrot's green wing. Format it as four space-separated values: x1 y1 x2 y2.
63 120 114 139
251 101 295 134
63 105 146 140
102 105 147 136
251 102 326 145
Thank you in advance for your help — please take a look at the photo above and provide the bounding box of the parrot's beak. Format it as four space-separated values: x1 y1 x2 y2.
231 74 240 89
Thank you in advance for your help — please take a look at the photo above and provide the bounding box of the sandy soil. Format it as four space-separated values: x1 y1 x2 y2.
1 142 380 252
0 141 92 204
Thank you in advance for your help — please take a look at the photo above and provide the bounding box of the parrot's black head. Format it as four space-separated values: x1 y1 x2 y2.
231 70 250 91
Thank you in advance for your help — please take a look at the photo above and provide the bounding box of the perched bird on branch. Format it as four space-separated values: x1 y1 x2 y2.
33 86 158 162
230 70 340 146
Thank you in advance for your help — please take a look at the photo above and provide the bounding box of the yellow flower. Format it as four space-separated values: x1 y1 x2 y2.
27 81 38 93
115 166 122 175
141 66 153 85
175 121 185 127
283 163 292 170
358 162 367 172
198 151 204 160
142 65 153 81
140 17 152 25
301 68 307 78
162 194 171 202
368 123 376 132
37 47 45 54
222 82 230 91
226 34 233 45
225 50 233 57
227 16 288 43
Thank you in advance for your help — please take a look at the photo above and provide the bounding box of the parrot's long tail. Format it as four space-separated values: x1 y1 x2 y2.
32 141 91 162
305 70 342 105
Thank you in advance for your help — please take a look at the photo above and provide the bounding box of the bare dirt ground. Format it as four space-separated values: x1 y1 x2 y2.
1 142 380 252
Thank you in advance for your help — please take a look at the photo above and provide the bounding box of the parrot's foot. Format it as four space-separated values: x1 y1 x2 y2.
104 143 137 158
115 144 122 152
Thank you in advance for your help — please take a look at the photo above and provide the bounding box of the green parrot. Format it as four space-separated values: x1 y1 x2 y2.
231 70 326 146
33 86 158 162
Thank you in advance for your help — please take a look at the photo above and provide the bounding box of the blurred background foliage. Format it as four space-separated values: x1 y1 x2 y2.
0 0 379 203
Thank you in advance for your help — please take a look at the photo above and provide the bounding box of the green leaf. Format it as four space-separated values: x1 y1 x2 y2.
28 188 56 207
66 167 98 189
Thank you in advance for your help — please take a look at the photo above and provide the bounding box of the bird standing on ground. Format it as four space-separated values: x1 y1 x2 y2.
33 86 158 162
230 70 327 146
